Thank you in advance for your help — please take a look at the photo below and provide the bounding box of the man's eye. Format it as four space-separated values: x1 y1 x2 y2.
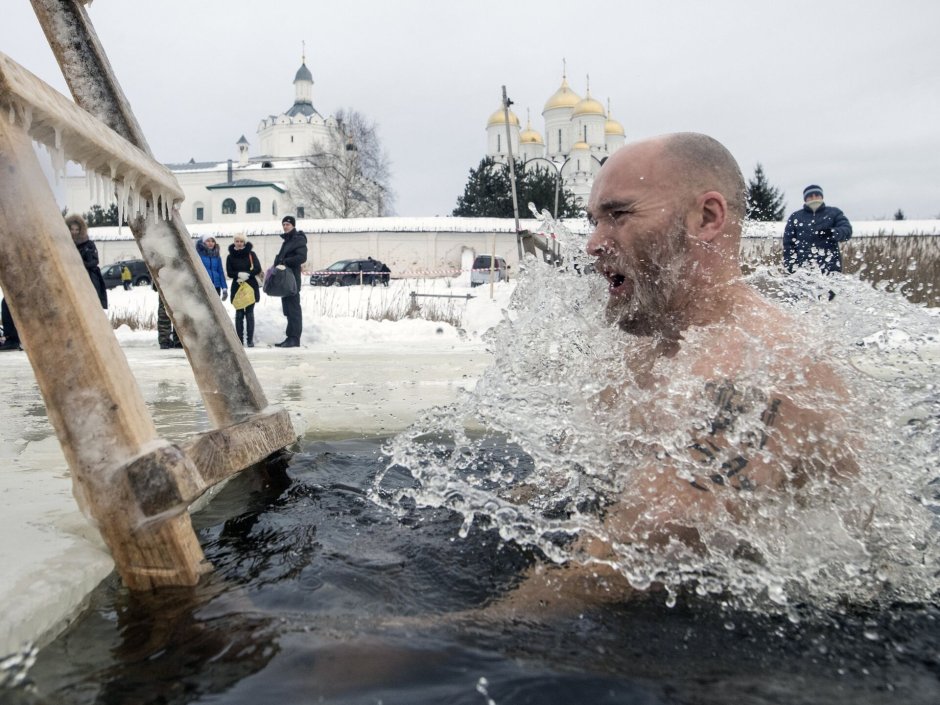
609 210 631 223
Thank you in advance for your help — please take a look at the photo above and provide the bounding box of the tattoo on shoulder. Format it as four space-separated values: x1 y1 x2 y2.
689 380 784 491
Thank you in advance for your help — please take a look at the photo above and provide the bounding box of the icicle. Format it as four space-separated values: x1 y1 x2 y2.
133 182 142 218
49 143 66 186
95 171 104 207
53 126 62 151
7 102 15 126
22 105 32 133
117 177 127 230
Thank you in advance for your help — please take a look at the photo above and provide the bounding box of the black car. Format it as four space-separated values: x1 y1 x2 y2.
309 259 390 287
101 259 152 289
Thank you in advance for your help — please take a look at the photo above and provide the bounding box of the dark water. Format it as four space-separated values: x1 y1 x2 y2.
4 438 939 705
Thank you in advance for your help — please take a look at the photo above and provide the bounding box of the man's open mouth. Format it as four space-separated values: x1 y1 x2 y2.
601 268 630 297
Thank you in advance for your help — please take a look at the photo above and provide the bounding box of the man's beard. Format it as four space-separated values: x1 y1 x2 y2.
605 218 691 337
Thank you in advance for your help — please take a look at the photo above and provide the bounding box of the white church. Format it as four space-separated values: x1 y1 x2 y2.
484 72 626 204
64 60 360 225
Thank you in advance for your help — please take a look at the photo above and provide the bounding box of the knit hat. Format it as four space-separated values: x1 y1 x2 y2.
803 184 824 200
200 233 217 244
282 215 296 226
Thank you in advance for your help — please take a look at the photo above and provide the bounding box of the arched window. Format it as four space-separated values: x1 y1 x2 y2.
246 197 261 214
272 201 278 216
222 198 236 214
497 133 501 153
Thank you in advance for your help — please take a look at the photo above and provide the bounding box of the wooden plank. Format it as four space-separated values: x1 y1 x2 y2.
104 410 297 522
29 0 153 152
0 52 183 206
0 116 207 589
178 408 297 503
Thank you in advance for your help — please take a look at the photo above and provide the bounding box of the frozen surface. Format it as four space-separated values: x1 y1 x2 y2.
0 278 512 657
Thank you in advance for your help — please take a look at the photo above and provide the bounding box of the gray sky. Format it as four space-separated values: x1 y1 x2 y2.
2 0 938 219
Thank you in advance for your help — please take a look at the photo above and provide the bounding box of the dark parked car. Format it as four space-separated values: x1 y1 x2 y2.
309 258 390 287
101 259 152 289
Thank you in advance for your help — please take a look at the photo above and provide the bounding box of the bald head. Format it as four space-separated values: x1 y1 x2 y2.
655 132 747 225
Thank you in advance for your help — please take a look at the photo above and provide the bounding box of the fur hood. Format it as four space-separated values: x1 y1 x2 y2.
65 214 89 244
196 237 221 258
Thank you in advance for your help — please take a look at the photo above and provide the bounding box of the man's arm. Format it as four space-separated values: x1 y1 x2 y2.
830 208 852 243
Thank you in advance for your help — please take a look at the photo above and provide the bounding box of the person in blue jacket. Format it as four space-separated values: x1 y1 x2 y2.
196 234 227 300
782 184 853 274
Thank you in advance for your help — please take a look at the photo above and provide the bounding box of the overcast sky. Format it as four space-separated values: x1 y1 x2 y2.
2 0 938 219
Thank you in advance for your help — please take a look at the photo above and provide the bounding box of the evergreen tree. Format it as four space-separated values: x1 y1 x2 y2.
82 203 120 226
893 208 905 221
745 163 786 221
453 157 580 218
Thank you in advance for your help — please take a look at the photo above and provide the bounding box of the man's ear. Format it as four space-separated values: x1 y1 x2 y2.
687 191 728 243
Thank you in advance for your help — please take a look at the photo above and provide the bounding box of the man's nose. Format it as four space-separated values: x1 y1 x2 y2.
586 228 610 256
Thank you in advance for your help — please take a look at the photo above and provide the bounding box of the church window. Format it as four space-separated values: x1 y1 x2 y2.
297 206 305 218
272 201 278 216
246 197 261 214
577 159 580 171
558 129 562 152
497 134 501 153
222 198 236 214
194 202 205 221
584 125 588 142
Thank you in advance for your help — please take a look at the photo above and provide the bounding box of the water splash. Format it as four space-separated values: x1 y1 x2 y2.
373 220 940 614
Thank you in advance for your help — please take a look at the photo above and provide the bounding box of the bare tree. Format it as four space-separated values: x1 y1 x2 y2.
291 108 394 218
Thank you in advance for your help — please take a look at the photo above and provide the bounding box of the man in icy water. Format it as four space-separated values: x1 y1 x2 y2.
496 133 858 614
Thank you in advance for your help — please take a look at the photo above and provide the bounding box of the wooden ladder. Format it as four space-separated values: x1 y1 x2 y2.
0 1 297 591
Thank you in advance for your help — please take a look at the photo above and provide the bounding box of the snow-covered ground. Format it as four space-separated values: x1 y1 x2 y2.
0 276 514 659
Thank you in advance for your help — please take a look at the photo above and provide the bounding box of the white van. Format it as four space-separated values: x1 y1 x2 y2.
470 255 508 287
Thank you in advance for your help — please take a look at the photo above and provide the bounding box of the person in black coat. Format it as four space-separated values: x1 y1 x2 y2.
273 216 308 348
782 185 853 274
0 299 21 351
226 234 263 347
66 213 108 309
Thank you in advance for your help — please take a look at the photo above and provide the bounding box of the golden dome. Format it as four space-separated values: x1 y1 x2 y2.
543 77 581 112
519 119 543 144
570 140 590 151
572 90 606 118
605 99 625 135
487 106 520 127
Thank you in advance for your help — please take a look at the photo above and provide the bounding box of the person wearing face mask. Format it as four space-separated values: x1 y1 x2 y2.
782 185 853 274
